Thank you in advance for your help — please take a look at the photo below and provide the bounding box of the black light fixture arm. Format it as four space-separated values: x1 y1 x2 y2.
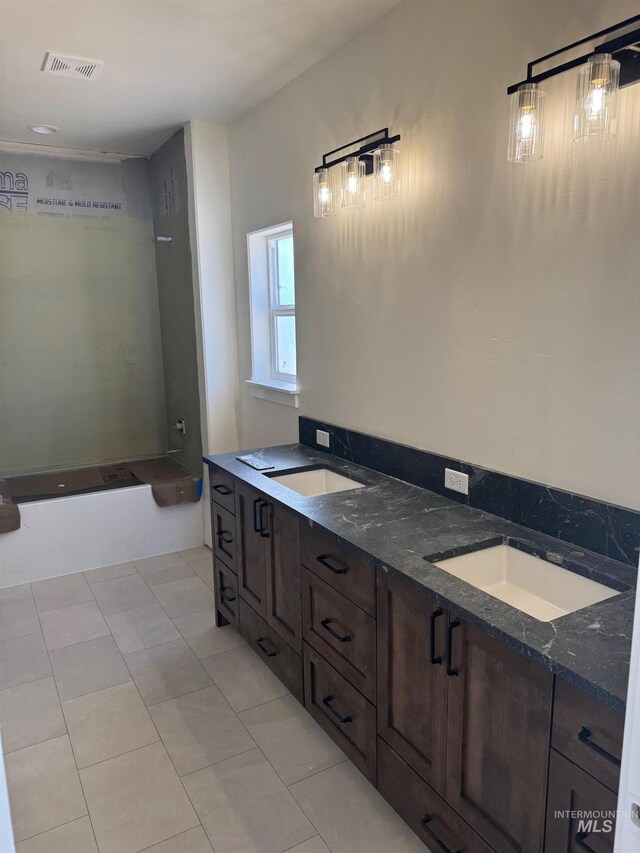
314 128 401 175
507 12 640 94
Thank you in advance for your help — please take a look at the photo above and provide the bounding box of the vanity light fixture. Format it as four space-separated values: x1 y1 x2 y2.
313 128 401 218
507 12 640 162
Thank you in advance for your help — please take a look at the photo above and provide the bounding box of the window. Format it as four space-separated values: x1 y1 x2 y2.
246 222 299 407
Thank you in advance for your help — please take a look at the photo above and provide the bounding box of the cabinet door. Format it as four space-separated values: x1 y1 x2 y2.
546 749 617 852
376 571 448 795
445 619 553 853
266 503 302 653
235 483 268 618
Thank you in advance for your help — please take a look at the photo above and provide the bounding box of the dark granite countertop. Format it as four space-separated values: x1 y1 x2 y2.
205 444 635 713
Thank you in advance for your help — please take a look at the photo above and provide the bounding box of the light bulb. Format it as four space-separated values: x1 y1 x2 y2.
380 163 393 183
347 174 358 194
313 168 336 218
574 54 619 143
373 145 400 200
341 157 366 209
507 83 546 163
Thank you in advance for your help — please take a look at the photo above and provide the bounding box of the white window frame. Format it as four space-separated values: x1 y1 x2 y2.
246 222 299 407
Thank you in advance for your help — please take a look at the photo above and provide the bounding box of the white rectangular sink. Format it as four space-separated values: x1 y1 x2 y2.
268 467 365 497
434 544 619 622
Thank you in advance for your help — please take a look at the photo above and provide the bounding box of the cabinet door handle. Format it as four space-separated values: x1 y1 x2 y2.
317 554 349 575
446 619 460 677
419 816 462 853
259 500 271 538
322 694 353 724
430 607 443 665
320 617 352 643
578 727 621 767
217 529 233 545
252 498 262 533
219 583 236 604
256 636 278 657
213 484 232 496
574 831 599 852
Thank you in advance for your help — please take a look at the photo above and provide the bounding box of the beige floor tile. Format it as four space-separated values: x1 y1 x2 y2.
15 816 98 853
189 558 214 589
149 685 255 776
32 573 93 613
290 762 426 853
0 598 41 641
63 681 159 768
134 552 187 573
202 645 289 712
0 634 51 689
40 601 110 650
183 748 315 853
239 695 345 785
124 638 212 706
49 636 131 701
84 561 137 584
80 741 199 853
141 827 214 852
179 546 211 565
152 576 215 618
6 735 87 842
172 610 246 659
286 838 331 853
106 602 180 654
0 677 66 754
91 574 157 615
141 562 196 587
0 583 32 603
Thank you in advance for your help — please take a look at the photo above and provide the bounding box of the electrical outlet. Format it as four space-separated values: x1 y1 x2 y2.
445 468 469 495
316 429 330 448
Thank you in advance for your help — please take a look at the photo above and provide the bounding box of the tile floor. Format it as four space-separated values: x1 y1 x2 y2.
1 547 427 853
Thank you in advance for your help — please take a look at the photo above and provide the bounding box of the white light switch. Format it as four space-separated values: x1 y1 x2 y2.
445 468 469 495
316 430 330 448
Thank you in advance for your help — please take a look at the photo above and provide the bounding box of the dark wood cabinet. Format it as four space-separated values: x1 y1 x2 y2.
266 502 302 653
235 483 269 618
445 619 553 853
545 749 617 852
377 571 448 795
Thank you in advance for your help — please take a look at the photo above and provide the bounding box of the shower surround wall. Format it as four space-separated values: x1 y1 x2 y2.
150 130 203 474
0 152 166 476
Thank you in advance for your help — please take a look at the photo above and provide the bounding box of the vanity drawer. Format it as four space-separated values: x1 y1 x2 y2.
212 502 237 572
552 678 624 793
209 468 235 514
301 524 376 616
214 558 239 630
378 739 493 853
239 598 303 703
303 643 376 783
302 569 376 702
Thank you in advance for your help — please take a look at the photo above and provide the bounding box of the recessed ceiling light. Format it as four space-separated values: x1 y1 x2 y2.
29 125 60 135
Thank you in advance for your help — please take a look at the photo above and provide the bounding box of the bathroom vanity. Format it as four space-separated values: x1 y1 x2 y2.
205 444 633 853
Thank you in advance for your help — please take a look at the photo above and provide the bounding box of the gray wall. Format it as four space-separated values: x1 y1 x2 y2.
151 130 202 474
0 152 167 475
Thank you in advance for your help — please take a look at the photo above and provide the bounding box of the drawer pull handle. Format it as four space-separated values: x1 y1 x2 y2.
446 619 460 677
217 529 233 545
220 584 236 604
574 831 599 852
322 694 353 724
252 498 262 533
430 607 443 665
317 554 349 575
321 618 352 643
213 484 232 496
259 500 271 538
578 726 621 767
419 815 462 853
256 637 278 657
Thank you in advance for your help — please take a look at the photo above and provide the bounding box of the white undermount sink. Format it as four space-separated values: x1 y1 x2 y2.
434 544 619 622
267 467 365 497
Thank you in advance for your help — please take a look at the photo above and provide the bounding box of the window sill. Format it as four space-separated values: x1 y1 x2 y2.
245 379 299 408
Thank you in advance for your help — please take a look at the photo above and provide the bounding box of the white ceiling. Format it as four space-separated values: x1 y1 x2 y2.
0 0 401 156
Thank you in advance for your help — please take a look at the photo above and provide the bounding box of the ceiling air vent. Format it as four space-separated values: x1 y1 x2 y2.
43 52 103 81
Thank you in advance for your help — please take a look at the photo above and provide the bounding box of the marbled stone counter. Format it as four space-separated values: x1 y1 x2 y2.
205 444 635 712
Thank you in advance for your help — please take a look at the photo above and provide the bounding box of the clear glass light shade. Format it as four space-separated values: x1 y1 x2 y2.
313 168 337 218
341 157 366 208
508 83 546 163
573 53 620 144
373 145 401 200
